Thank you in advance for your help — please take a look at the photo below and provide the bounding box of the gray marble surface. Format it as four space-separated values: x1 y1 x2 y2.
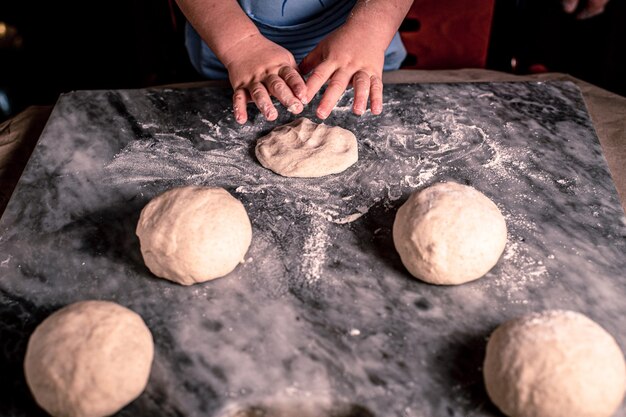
1 82 625 417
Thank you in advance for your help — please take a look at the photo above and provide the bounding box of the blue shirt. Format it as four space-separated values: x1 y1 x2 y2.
185 0 407 79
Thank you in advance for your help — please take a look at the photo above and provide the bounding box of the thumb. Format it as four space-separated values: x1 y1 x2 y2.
299 49 320 77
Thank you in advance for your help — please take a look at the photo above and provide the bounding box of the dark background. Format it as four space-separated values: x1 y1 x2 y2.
0 0 624 123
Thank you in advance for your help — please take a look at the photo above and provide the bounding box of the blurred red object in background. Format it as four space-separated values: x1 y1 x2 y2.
400 0 495 69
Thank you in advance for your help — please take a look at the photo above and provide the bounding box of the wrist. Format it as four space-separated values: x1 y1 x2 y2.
218 31 264 69
346 0 411 46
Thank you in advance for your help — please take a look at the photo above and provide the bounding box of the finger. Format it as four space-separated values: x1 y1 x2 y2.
249 82 278 121
316 70 351 120
233 88 248 124
577 0 608 18
352 70 371 116
279 66 308 104
304 62 335 105
562 0 578 13
370 75 383 115
264 74 303 114
298 51 317 78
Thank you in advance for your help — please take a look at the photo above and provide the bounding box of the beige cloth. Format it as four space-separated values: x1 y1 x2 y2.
0 106 52 214
1 69 624 215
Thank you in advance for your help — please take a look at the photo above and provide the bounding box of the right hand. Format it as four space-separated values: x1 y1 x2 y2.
222 33 308 124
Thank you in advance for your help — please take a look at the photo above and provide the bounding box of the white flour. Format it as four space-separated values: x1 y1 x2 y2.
104 86 565 302
301 212 330 284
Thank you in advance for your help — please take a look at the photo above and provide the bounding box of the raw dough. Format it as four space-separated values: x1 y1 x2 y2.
136 185 252 285
24 300 154 417
255 117 358 178
392 182 507 285
483 310 626 417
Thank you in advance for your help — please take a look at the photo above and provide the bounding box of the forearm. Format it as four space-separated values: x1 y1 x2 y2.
346 0 414 47
175 0 260 65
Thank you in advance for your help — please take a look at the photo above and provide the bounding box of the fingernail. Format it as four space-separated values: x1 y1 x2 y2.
287 102 302 113
562 0 576 13
317 110 328 119
266 109 278 120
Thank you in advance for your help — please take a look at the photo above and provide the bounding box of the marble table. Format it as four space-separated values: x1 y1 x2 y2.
1 81 625 417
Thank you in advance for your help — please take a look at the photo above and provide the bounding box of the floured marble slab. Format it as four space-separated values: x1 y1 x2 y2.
0 82 625 417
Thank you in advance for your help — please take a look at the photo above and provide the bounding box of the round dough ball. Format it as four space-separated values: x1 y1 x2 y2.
136 186 252 285
483 310 626 417
392 181 507 285
255 117 358 178
24 300 154 417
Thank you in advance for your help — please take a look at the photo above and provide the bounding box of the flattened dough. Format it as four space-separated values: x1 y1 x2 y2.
255 118 358 178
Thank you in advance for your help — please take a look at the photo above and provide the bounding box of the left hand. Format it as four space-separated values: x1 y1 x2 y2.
299 25 385 119
562 0 610 19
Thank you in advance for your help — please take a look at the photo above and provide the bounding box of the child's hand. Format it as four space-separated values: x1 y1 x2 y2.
299 25 385 119
298 0 412 119
223 33 307 124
